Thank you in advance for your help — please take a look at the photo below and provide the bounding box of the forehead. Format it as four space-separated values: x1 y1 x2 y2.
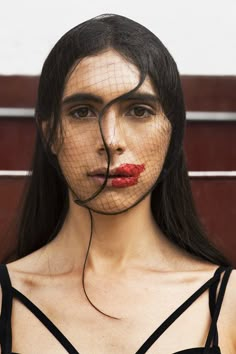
63 49 156 101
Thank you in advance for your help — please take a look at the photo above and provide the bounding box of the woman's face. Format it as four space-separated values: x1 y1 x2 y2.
57 48 171 213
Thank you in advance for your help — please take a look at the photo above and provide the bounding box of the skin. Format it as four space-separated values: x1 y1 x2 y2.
1 49 236 353
56 48 171 213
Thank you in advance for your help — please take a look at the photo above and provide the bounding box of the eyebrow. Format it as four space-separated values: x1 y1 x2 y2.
61 92 159 106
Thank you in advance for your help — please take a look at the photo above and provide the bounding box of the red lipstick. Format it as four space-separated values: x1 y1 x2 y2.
111 164 145 187
89 163 145 188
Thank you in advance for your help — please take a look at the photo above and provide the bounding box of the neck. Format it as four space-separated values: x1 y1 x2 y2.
50 192 175 274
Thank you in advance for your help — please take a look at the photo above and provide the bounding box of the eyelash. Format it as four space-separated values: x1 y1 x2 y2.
126 106 155 118
70 106 96 119
69 105 155 120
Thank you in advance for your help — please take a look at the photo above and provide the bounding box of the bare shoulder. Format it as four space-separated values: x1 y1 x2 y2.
5 245 51 292
223 268 236 316
220 268 236 348
226 269 236 329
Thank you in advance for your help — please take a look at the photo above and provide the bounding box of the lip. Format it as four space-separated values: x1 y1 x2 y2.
88 163 145 177
88 163 145 188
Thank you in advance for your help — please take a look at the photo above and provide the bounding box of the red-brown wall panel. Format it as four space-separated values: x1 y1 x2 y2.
184 121 236 171
0 177 26 262
190 178 236 265
0 118 35 170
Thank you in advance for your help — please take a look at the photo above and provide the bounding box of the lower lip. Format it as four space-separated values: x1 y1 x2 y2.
90 176 139 188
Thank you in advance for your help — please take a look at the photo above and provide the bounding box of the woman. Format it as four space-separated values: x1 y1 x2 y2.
0 14 235 354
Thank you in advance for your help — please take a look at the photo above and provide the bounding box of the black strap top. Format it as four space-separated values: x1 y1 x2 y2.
0 264 233 354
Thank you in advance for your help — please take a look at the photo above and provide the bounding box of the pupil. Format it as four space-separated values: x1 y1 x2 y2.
135 107 145 116
79 108 88 117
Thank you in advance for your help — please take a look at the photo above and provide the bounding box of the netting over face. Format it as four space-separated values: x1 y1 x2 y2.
55 49 171 214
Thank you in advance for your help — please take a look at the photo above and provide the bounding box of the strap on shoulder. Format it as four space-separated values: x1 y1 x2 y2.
204 266 234 352
208 268 220 345
0 264 13 352
135 266 225 354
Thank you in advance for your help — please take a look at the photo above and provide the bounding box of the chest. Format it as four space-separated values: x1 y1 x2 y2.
10 283 222 354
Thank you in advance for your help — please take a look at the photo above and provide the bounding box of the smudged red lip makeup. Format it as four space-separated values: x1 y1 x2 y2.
88 163 145 187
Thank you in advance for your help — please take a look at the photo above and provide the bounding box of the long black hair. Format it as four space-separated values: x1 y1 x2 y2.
9 14 230 266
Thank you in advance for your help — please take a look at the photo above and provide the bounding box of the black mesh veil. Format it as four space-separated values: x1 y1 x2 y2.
35 14 186 317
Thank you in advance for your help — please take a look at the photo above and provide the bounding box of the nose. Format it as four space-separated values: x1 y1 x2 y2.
96 109 126 155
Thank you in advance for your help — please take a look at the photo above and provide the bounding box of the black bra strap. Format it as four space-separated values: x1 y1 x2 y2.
12 287 80 354
204 266 233 353
135 266 225 354
208 272 219 346
0 264 13 353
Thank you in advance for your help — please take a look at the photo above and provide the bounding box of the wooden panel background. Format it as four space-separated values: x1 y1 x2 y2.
0 75 236 266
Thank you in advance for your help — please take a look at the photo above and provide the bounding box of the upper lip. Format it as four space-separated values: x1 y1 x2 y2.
88 166 133 177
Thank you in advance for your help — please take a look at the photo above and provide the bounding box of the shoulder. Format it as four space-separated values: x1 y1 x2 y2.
1 246 50 295
220 268 236 349
224 268 236 313
226 269 236 327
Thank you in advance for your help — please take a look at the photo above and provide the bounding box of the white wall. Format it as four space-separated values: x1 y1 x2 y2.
0 0 235 75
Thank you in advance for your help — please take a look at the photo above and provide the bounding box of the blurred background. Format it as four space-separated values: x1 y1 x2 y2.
0 0 235 265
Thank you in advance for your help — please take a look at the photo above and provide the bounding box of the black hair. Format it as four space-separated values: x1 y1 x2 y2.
8 14 230 269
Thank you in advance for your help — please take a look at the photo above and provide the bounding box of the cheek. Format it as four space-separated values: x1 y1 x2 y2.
56 130 88 179
144 118 171 149
142 122 171 173
58 121 98 159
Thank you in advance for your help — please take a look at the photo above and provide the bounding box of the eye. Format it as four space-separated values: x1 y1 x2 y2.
126 105 155 118
69 106 96 119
